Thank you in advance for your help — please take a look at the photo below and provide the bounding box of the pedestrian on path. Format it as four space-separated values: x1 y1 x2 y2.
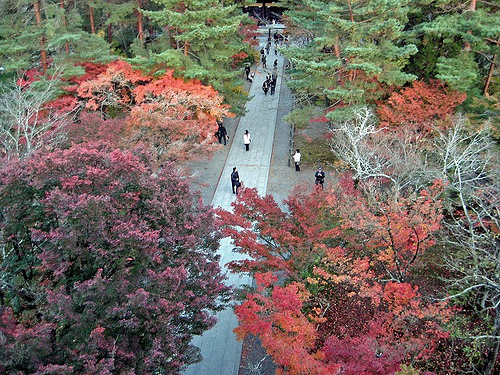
262 80 269 95
231 167 240 194
243 130 251 151
270 80 276 95
244 64 251 81
217 122 228 145
262 56 267 69
293 149 301 171
315 167 325 188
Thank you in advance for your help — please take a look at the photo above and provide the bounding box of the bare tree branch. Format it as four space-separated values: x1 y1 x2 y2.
0 70 72 161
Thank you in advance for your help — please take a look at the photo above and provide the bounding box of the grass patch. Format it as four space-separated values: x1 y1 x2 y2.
294 133 337 167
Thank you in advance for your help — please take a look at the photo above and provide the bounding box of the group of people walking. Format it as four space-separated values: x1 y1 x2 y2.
226 33 325 196
215 122 251 194
262 71 278 95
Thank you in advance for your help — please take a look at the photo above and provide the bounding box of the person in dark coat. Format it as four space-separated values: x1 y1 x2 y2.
270 80 276 95
315 167 325 188
262 79 269 95
231 167 240 194
244 64 251 81
218 122 228 145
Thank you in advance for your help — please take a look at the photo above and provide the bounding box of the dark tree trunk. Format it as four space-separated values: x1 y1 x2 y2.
60 0 70 53
136 0 144 42
33 0 48 74
89 5 95 34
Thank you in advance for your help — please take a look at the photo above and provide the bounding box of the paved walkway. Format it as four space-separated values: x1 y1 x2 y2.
183 26 286 375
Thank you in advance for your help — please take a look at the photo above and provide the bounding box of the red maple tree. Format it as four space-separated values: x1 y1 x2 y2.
377 80 466 132
220 180 454 374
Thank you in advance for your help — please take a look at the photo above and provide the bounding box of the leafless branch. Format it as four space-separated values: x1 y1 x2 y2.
0 69 73 161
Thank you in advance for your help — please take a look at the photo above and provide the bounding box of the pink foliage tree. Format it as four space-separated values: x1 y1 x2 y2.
0 142 229 374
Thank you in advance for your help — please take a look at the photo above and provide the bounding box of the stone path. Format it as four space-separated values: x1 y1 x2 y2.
182 25 286 375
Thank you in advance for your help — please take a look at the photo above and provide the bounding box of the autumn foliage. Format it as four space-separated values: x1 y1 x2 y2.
76 60 232 161
377 80 466 132
220 179 454 374
0 142 229 374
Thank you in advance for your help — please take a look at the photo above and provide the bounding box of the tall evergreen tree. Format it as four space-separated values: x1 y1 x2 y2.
143 0 250 112
282 0 417 120
0 0 111 75
408 0 500 95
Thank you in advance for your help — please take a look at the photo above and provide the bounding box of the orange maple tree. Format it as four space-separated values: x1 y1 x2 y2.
377 80 466 132
220 178 454 374
337 178 444 283
77 60 232 160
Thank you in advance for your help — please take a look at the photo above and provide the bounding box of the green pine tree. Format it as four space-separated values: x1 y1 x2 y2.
408 0 500 95
143 0 251 113
0 0 112 75
282 0 418 120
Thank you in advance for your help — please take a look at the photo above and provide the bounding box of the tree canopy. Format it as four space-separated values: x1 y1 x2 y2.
0 142 229 374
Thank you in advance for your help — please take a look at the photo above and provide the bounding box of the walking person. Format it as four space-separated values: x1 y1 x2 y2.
262 79 269 95
218 122 228 145
262 55 267 69
243 130 251 151
315 167 325 189
231 167 240 194
244 64 251 81
293 149 301 171
270 79 276 95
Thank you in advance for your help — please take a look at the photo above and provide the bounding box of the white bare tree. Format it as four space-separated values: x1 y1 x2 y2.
329 106 500 372
328 106 433 194
0 72 71 161
436 119 500 375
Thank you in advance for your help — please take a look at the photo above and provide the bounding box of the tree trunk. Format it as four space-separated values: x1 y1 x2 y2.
334 36 341 59
89 5 95 34
464 0 476 52
483 39 499 95
60 0 70 53
33 0 48 74
184 41 189 56
347 0 354 22
136 0 144 42
334 36 342 86
347 0 354 81
108 13 112 43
